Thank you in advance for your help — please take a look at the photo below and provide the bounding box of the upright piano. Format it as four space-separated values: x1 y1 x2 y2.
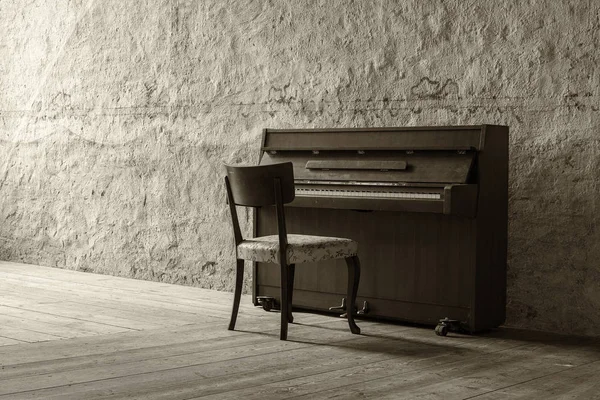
253 125 508 332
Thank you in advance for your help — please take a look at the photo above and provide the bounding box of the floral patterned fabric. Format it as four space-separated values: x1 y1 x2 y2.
237 234 358 265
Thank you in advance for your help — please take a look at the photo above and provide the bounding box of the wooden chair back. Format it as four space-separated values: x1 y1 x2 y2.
224 162 295 207
224 162 295 248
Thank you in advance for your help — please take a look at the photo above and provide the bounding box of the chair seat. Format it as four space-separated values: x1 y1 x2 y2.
237 234 358 265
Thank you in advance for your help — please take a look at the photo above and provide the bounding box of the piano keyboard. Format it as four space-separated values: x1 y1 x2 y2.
295 187 441 200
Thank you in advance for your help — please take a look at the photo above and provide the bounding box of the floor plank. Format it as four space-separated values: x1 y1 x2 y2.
1 261 599 400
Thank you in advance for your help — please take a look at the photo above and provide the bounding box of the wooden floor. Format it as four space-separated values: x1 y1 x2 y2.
0 262 599 400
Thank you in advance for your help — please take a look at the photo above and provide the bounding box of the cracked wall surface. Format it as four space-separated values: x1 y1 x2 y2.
1 1 599 336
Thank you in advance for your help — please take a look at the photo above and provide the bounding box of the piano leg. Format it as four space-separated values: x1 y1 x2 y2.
345 256 361 335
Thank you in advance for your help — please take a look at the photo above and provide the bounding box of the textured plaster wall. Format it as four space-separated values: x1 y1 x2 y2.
1 1 599 336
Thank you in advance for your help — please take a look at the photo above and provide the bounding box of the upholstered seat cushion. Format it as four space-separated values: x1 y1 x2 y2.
237 234 358 265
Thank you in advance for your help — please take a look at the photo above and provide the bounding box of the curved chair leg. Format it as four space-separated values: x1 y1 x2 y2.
345 256 361 334
280 263 289 340
287 264 295 324
228 259 244 331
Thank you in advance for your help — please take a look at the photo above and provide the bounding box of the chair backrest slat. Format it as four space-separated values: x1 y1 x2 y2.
224 162 295 207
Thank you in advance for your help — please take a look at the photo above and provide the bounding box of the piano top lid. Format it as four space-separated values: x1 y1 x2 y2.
261 125 500 152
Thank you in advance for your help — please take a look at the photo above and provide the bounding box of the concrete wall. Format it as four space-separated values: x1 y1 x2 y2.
1 1 599 336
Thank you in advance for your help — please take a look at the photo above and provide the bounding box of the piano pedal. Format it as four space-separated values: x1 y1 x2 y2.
357 301 369 315
329 298 369 318
256 296 276 312
434 317 464 336
329 298 347 317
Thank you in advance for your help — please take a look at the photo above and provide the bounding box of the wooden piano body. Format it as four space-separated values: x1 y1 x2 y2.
253 125 508 332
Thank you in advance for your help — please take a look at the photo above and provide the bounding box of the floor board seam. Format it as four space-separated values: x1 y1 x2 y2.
0 306 142 332
0 304 143 331
459 358 600 400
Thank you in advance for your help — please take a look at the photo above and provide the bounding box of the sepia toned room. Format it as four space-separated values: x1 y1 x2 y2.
1 1 599 399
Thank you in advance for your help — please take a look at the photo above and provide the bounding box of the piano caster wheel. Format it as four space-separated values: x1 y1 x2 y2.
256 296 275 312
435 317 460 336
435 324 449 336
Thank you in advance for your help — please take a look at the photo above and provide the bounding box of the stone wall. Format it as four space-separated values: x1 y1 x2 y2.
1 1 599 335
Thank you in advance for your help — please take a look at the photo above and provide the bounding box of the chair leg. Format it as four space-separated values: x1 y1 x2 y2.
345 256 361 334
287 264 295 324
280 263 289 340
228 259 244 331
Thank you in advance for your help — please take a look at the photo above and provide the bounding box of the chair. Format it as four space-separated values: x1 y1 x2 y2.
224 162 361 340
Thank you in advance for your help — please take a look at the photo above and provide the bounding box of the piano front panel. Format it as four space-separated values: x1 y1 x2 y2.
255 207 476 319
